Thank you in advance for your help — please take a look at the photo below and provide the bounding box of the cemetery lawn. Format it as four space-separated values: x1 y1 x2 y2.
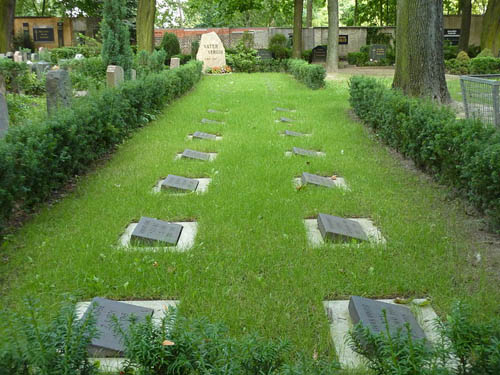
1 73 498 364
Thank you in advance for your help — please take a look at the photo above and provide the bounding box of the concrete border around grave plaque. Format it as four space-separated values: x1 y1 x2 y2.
187 134 223 141
119 221 198 251
75 299 179 373
152 177 212 194
293 176 348 190
304 218 385 246
323 299 439 369
175 152 217 161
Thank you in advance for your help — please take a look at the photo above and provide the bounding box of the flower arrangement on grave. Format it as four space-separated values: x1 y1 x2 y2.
205 65 232 74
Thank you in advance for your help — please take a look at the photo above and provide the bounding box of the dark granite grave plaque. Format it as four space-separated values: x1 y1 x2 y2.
317 213 368 242
292 147 318 156
82 297 154 355
181 148 210 161
131 216 183 246
257 49 272 60
444 29 460 46
201 118 224 124
193 131 217 140
162 174 199 192
301 172 335 188
33 28 55 42
369 44 387 61
349 296 426 340
312 45 327 62
275 107 293 112
280 117 294 123
285 130 305 137
339 35 348 45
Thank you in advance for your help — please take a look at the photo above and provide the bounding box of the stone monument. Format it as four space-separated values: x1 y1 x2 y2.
0 75 9 138
13 51 23 63
170 57 180 69
46 69 72 116
196 32 226 72
106 65 124 88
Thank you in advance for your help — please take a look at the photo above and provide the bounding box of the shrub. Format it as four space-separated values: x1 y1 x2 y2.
160 32 181 61
444 41 459 60
467 44 481 58
456 50 470 61
469 57 500 74
288 59 326 90
191 40 200 58
347 51 369 66
256 58 290 73
134 50 167 77
349 76 500 228
226 37 259 73
59 56 107 90
12 32 34 52
171 53 191 65
477 48 494 58
445 58 470 75
270 33 290 60
302 49 312 62
0 59 30 93
0 61 202 229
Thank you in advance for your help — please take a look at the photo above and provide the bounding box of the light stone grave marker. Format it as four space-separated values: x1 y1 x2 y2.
0 75 9 138
33 61 52 77
318 213 368 243
275 107 295 112
292 147 322 157
196 32 226 72
162 174 199 192
279 117 294 123
106 65 124 88
285 130 306 137
81 297 154 356
46 69 72 116
170 57 180 69
193 131 217 140
181 149 211 161
131 217 183 246
13 51 22 63
201 118 224 124
6 52 13 59
131 69 136 80
74 53 85 60
301 172 335 188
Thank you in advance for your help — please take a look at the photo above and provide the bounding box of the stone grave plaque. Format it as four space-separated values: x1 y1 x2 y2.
292 147 318 157
275 107 293 112
193 131 217 140
317 213 368 242
170 57 180 69
162 174 199 192
46 69 72 116
181 148 210 161
106 65 124 88
280 117 294 123
301 172 335 188
257 49 272 60
312 45 327 62
82 297 154 355
349 296 426 340
369 44 387 62
131 217 183 246
196 32 226 72
285 130 305 137
33 27 55 42
201 118 224 124
207 109 218 113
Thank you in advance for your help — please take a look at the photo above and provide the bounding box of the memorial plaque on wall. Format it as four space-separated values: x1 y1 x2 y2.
339 35 348 45
349 296 426 340
444 29 460 46
82 297 154 355
33 28 55 42
162 174 199 192
131 216 183 246
317 213 368 242
369 44 387 61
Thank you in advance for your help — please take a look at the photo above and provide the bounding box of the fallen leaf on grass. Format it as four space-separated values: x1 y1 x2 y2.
162 340 175 346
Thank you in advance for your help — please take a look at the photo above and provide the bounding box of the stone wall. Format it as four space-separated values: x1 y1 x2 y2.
443 15 483 46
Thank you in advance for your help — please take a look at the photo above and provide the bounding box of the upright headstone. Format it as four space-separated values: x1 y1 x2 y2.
106 65 124 88
82 297 154 356
74 53 85 60
33 61 52 78
31 53 39 62
46 69 72 116
130 69 136 80
369 44 387 62
196 32 226 72
13 51 23 63
170 57 180 69
38 47 47 54
0 75 9 138
21 51 28 62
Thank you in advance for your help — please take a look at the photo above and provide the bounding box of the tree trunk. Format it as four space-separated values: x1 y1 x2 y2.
326 0 339 73
137 0 156 52
458 0 471 51
306 0 313 27
0 0 15 53
393 0 451 103
480 0 500 56
292 0 303 58
354 0 358 25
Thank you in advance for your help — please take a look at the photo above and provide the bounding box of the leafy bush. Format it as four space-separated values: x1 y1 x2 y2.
270 33 290 60
445 58 470 75
467 45 481 58
256 58 290 73
6 94 46 127
160 32 181 61
226 37 260 73
134 50 167 77
0 59 30 93
0 61 202 229
191 40 199 58
349 76 500 228
469 57 500 74
288 59 326 90
59 56 107 90
477 48 494 58
302 49 312 62
171 53 191 65
12 32 34 52
456 51 470 62
347 51 369 66
444 41 459 60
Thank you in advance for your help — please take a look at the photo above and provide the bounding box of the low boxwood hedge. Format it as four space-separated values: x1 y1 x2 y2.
349 76 500 228
0 60 202 229
288 59 326 90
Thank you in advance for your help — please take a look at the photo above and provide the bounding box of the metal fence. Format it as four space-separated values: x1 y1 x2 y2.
460 74 500 127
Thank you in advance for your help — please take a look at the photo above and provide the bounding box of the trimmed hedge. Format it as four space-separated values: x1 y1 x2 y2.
288 59 326 90
0 61 202 229
349 76 500 228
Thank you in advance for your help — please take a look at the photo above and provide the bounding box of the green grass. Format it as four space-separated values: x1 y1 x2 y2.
0 73 497 366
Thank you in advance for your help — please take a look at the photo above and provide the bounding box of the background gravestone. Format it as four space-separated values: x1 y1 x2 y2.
170 57 180 69
82 297 154 356
201 118 224 124
257 49 272 60
131 69 136 80
285 130 305 137
196 32 226 72
131 217 183 246
162 174 199 192
181 149 210 161
13 51 22 63
33 61 52 78
193 131 217 140
312 45 327 62
106 65 124 88
280 117 294 123
317 213 368 242
301 172 335 188
0 75 9 138
46 69 72 116
349 296 426 341
369 44 387 61
292 147 318 156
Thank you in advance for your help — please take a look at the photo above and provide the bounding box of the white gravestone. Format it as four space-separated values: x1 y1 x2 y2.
74 54 85 60
13 51 23 63
130 68 136 80
106 65 124 88
196 32 226 72
170 57 180 69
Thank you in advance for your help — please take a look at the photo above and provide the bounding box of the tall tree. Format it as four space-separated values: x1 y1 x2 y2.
480 0 500 56
292 0 303 58
306 0 313 27
393 0 450 103
137 0 156 52
326 0 338 73
0 0 15 53
458 0 472 51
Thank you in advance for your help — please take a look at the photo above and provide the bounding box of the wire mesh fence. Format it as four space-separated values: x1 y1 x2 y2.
460 74 500 127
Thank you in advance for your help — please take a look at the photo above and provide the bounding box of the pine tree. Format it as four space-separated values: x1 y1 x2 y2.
101 0 133 77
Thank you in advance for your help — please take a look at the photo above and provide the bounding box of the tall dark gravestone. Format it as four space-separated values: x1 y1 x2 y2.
131 217 183 246
369 45 387 62
46 69 72 116
0 75 8 138
82 297 154 356
317 213 368 242
349 296 426 340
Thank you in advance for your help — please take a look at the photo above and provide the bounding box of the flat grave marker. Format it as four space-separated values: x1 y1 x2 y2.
82 297 154 356
193 131 217 140
292 147 321 157
201 118 224 124
284 130 306 137
131 217 183 246
181 149 211 161
318 213 368 243
162 174 199 192
301 172 335 188
279 117 294 123
274 107 295 112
